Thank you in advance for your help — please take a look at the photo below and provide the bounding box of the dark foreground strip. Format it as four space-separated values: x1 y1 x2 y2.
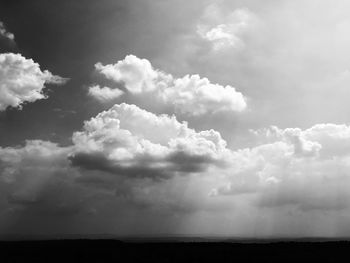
0 240 348 263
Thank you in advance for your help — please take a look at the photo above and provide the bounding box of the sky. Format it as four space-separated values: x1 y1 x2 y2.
1 0 350 238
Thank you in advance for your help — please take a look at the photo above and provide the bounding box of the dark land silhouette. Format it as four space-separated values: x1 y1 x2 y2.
0 237 349 262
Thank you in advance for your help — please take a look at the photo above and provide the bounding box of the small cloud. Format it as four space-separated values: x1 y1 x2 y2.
0 21 15 41
88 84 124 102
197 5 258 51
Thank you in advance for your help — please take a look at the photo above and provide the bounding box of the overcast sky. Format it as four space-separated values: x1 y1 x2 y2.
1 0 350 238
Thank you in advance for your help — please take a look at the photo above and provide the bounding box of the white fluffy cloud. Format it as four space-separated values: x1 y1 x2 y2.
0 21 14 41
91 55 247 116
70 103 231 178
0 53 68 111
88 85 124 102
212 123 350 212
197 5 258 50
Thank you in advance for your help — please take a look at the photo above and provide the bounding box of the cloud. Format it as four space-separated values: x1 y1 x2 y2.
3 125 350 235
0 138 227 234
88 84 124 102
95 55 158 93
211 123 350 212
0 140 72 185
70 103 230 179
0 140 127 221
92 55 247 116
0 21 14 41
0 53 68 111
254 124 350 158
197 4 258 51
0 140 84 213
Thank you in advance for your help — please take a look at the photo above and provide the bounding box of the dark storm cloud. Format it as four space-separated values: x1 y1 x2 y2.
7 180 86 216
69 150 220 180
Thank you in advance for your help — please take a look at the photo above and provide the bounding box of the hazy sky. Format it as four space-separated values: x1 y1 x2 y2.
1 0 350 238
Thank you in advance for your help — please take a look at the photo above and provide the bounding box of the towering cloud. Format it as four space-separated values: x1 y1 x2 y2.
89 55 247 116
0 53 68 111
70 103 231 179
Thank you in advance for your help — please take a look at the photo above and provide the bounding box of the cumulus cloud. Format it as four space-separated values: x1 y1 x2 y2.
91 55 247 116
70 103 230 179
88 84 124 102
197 4 258 50
0 53 68 111
0 21 14 41
211 123 350 212
254 124 350 158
